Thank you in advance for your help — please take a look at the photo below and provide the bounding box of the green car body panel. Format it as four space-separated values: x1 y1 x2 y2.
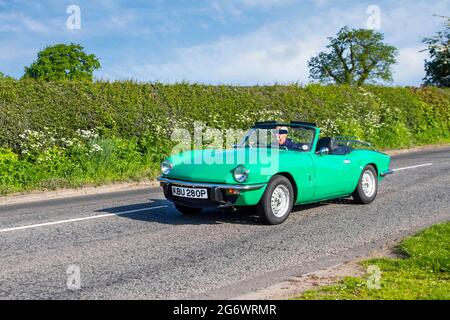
159 125 391 208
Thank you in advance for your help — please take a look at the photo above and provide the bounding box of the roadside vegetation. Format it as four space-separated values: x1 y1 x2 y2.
0 19 449 195
295 222 450 300
0 79 449 195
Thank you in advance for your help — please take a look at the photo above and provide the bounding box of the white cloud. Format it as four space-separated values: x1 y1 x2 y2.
380 0 449 45
0 13 50 33
393 47 427 85
103 5 364 84
0 44 36 60
104 27 324 84
310 0 333 8
130 1 445 85
238 0 295 9
110 11 136 28
21 15 50 33
208 0 296 23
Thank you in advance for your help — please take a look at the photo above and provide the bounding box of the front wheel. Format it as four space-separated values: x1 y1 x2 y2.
175 204 203 215
257 175 294 225
352 165 378 204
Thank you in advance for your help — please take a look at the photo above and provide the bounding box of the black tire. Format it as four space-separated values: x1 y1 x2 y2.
352 165 378 204
257 175 294 225
175 204 203 215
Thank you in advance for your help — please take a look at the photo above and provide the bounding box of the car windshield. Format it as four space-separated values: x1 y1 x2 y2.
237 125 315 151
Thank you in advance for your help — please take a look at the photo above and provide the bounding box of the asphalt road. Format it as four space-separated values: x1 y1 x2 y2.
0 147 449 299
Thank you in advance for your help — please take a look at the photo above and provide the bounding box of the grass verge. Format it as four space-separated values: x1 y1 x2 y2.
294 222 450 300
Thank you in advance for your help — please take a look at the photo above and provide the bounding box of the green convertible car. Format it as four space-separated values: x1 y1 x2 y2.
158 121 393 225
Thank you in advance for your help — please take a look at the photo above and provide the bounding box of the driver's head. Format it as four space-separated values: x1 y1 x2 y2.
276 126 289 145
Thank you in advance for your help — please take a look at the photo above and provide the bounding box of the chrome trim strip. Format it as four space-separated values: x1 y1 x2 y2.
157 176 265 190
380 169 394 177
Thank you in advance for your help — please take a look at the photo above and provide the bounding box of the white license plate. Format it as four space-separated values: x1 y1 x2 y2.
172 186 208 199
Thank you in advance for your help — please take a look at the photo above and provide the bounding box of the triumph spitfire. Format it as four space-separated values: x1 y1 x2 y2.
158 121 392 225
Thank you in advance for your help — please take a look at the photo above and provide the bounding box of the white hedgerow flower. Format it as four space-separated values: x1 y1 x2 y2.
90 144 103 153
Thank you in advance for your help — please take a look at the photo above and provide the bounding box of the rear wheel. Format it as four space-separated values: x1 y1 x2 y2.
175 204 203 215
257 175 294 225
352 165 378 204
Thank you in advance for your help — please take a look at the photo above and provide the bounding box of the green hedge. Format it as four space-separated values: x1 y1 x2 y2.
1 79 449 149
0 79 449 194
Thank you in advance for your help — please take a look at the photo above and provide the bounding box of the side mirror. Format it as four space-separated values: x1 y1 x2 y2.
319 147 330 156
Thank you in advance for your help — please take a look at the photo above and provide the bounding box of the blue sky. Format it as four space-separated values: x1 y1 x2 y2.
0 0 448 85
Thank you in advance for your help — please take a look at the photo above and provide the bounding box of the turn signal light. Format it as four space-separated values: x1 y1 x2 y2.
226 189 240 195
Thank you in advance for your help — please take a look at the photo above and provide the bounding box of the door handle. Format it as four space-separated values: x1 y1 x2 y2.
344 159 351 164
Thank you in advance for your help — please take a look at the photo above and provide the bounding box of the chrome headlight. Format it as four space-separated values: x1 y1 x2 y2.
233 165 249 183
161 160 173 175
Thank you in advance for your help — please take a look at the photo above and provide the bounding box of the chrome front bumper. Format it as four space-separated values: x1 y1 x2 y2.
380 169 394 177
157 176 265 190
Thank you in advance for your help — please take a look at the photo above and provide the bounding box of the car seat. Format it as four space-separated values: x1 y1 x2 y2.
316 137 352 155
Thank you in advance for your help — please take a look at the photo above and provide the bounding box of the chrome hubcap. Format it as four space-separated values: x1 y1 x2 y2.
362 170 376 197
270 185 290 218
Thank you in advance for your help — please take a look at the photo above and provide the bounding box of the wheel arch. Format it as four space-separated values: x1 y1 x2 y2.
352 162 379 192
275 172 298 203
366 163 379 177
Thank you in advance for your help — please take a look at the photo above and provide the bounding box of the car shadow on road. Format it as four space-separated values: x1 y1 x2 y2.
96 198 263 226
96 197 354 226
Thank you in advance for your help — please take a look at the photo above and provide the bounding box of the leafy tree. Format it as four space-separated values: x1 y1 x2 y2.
23 43 100 81
308 27 398 86
422 16 450 87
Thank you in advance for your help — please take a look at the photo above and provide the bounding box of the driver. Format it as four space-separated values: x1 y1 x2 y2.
275 126 299 149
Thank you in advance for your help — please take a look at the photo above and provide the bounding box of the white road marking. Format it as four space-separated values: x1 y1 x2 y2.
392 163 433 172
0 205 168 234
